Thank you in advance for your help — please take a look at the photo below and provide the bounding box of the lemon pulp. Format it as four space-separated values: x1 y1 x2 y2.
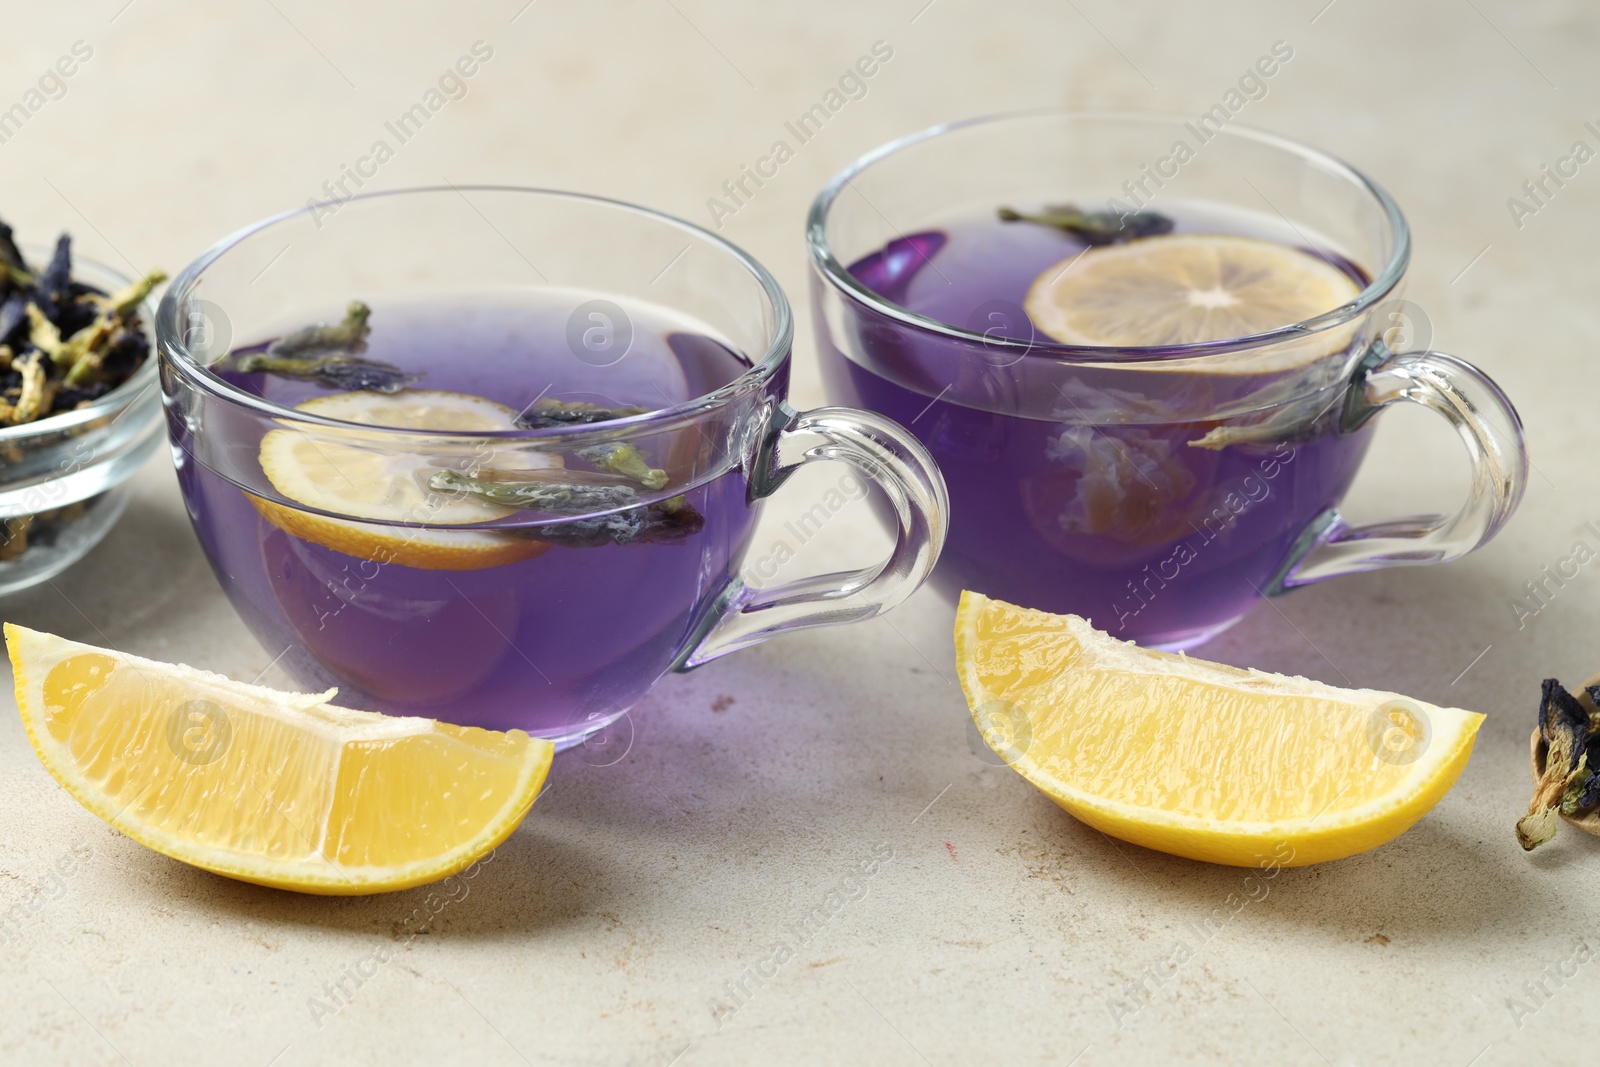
7 623 553 894
1024 233 1361 367
955 591 1483 866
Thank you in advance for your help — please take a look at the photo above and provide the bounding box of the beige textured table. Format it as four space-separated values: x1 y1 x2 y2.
0 1 1593 1063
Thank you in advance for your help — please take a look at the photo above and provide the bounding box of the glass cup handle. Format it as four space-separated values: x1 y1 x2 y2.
673 404 949 670
1268 342 1528 592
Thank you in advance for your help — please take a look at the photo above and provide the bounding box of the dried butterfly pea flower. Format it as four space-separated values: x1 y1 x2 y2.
0 214 158 437
522 511 648 548
55 276 161 388
230 301 416 394
24 303 63 364
428 469 641 513
35 236 72 319
1517 678 1600 850
53 381 112 409
10 352 50 425
576 443 669 489
998 204 1174 246
233 353 420 394
302 358 418 393
0 295 26 346
636 496 704 543
99 270 168 321
94 329 148 383
21 269 164 389
0 221 33 288
60 320 119 387
267 300 371 359
475 465 637 489
426 468 703 548
515 400 670 490
516 399 650 426
519 498 705 548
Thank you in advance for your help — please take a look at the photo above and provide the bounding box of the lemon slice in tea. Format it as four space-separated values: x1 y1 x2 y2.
1024 234 1361 367
7 623 554 894
956 591 1483 867
255 390 557 571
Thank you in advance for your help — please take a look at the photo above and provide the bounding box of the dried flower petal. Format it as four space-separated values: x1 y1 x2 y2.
61 320 118 386
0 221 32 288
428 469 640 513
11 352 49 424
522 499 705 548
636 497 704 543
267 300 371 359
101 269 167 319
36 235 72 318
515 399 649 428
998 203 1174 246
233 353 419 394
426 469 703 549
577 443 669 490
0 295 27 346
514 400 669 489
25 303 62 363
1517 678 1598 850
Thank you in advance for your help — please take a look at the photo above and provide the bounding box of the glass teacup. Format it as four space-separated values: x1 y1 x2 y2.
808 111 1526 648
157 187 946 746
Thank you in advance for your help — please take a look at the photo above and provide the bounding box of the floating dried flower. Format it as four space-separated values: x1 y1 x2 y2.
514 400 668 489
429 469 641 514
267 300 371 359
426 467 702 548
231 301 417 393
233 353 419 394
998 203 1174 245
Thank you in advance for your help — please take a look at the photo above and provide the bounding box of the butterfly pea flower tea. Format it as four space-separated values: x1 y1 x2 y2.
808 112 1525 649
159 187 946 746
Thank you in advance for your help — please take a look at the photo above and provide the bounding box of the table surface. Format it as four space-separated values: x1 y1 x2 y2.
0 1 1594 1064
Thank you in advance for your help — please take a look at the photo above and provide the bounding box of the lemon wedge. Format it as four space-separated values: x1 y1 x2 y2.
1024 233 1361 369
254 390 557 571
956 592 1482 867
6 623 553 894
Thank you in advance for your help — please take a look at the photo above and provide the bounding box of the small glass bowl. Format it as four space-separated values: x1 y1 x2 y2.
0 251 163 597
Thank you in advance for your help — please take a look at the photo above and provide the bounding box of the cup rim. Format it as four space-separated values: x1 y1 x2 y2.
156 185 794 439
805 108 1411 363
0 247 159 446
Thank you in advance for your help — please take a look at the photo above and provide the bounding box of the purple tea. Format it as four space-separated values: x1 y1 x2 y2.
174 292 767 741
815 203 1376 648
